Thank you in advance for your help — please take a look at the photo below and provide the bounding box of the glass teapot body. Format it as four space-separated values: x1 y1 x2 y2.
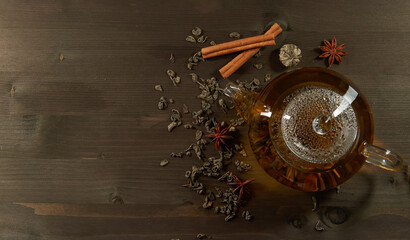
225 67 402 192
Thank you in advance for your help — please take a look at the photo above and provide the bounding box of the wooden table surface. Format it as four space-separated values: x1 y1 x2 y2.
0 0 409 239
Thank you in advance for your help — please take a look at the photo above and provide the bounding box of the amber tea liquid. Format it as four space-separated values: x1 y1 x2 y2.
246 68 374 191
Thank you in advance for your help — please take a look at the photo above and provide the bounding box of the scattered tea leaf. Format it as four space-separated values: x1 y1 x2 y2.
184 123 194 129
264 73 272 82
239 149 247 157
109 193 124 204
160 159 169 167
190 73 199 82
253 50 262 58
154 85 163 92
182 103 190 114
196 233 207 239
210 40 216 46
225 213 236 222
174 76 181 84
229 32 241 38
169 98 175 104
167 69 176 78
187 62 197 70
197 35 208 44
312 196 318 211
158 96 168 110
253 63 263 69
167 69 180 86
242 210 253 221
170 53 175 63
192 27 202 37
218 98 228 112
170 109 181 122
170 152 183 158
336 185 341 193
195 130 203 141
186 35 196 43
235 160 251 172
168 121 178 132
315 220 325 231
251 78 260 86
202 198 213 209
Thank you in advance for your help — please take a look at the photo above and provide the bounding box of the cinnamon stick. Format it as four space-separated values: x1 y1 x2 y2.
201 33 275 57
203 39 275 59
219 23 282 79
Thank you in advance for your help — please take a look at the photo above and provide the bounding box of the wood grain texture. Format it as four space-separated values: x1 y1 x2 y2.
0 0 409 239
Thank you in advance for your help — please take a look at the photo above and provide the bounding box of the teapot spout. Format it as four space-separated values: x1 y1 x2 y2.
223 82 257 123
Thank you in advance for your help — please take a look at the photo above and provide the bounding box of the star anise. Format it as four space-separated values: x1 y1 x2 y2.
205 123 233 151
228 175 255 200
318 37 347 67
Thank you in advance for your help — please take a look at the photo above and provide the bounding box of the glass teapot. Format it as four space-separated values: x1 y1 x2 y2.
224 67 403 192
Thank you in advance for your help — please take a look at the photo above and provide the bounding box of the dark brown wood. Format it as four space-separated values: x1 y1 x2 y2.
0 0 409 239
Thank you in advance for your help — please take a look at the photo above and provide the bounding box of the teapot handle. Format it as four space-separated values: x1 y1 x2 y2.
360 142 403 171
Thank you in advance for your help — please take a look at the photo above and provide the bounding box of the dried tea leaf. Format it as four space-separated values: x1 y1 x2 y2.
218 99 227 112
264 73 272 82
168 121 178 132
167 69 176 78
170 109 181 122
186 35 196 43
234 144 243 151
202 200 213 209
239 149 247 157
158 96 168 110
170 53 175 63
192 27 202 37
242 211 253 221
235 160 251 172
210 40 216 46
315 220 325 231
197 35 208 44
154 85 163 92
182 103 190 114
229 32 241 38
212 91 219 100
225 214 236 222
184 123 194 129
253 50 262 58
236 118 245 125
196 233 207 239
336 185 341 193
253 63 263 69
160 159 169 167
251 78 260 86
190 73 199 82
192 51 203 62
174 76 181 84
312 196 318 211
195 130 203 141
170 152 183 158
187 62 197 70
169 98 175 104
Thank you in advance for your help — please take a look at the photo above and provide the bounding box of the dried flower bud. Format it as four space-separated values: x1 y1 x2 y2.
279 44 302 67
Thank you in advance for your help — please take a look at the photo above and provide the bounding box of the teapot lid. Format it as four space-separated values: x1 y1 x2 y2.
275 84 359 165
